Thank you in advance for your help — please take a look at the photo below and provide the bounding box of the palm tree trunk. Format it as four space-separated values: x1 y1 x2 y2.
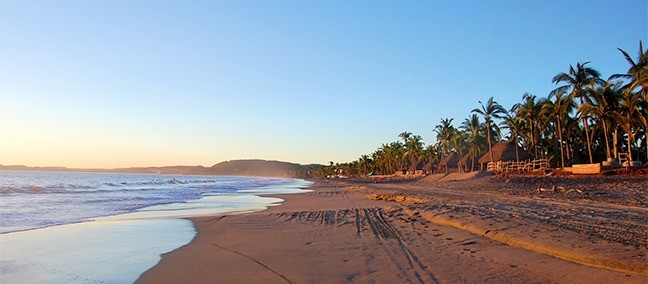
602 120 611 160
487 121 494 162
627 117 634 162
565 138 570 163
470 148 475 172
557 117 565 168
584 118 593 163
514 137 519 162
613 127 619 159
531 122 537 158
578 96 594 163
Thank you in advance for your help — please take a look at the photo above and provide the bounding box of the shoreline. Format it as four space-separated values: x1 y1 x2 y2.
138 177 648 283
0 176 310 283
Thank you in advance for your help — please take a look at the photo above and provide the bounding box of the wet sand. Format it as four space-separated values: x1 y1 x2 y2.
138 177 647 283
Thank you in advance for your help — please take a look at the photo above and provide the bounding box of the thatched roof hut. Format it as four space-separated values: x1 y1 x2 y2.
439 152 459 167
458 153 472 166
457 153 476 172
478 141 532 164
423 159 437 173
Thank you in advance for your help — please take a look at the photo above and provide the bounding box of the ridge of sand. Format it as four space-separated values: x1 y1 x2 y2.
404 208 647 275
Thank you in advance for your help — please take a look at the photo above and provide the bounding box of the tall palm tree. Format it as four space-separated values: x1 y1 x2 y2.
611 41 648 101
376 143 399 174
502 114 525 162
615 90 643 162
421 144 439 173
472 97 507 162
460 114 483 171
512 93 542 158
358 155 372 175
542 90 576 168
612 41 648 161
434 118 455 155
580 81 623 160
449 131 469 171
398 131 414 169
552 62 602 163
403 135 424 171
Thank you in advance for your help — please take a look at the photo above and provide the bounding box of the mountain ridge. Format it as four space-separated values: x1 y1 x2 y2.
0 159 319 178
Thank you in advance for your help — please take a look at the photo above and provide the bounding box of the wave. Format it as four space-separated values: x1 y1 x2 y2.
0 172 306 234
0 178 262 195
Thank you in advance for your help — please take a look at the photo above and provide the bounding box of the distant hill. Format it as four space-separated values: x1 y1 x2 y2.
0 159 319 178
187 159 305 177
0 164 206 175
0 165 69 172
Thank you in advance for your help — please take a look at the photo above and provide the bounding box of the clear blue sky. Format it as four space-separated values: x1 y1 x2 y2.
1 0 646 168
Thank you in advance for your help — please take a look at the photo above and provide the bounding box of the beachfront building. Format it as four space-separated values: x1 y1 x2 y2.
394 161 427 177
423 160 437 175
457 153 475 172
478 141 532 172
438 151 460 173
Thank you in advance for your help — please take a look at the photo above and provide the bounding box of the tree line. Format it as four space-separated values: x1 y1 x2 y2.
314 42 647 177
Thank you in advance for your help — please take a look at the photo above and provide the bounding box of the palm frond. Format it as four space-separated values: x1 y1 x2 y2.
609 73 631 80
549 85 570 98
617 47 637 68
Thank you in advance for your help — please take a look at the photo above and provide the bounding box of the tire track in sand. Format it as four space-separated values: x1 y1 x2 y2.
275 208 440 284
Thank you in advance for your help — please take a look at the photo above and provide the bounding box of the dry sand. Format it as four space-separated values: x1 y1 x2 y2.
138 177 647 284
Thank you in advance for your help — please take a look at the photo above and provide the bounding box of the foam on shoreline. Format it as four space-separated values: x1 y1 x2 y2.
0 218 195 283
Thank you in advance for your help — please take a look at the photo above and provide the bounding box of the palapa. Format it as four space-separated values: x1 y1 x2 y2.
457 152 475 172
457 153 472 166
437 152 460 173
439 151 460 167
423 159 438 172
478 141 532 164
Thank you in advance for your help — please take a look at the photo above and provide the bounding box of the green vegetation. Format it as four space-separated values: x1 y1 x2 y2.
316 41 647 177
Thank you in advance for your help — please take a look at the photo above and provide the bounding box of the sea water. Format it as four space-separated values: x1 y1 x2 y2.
0 170 311 283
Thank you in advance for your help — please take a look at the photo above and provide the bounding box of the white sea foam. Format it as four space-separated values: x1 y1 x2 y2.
0 218 194 284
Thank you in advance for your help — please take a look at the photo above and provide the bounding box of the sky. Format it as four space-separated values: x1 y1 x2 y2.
1 0 646 168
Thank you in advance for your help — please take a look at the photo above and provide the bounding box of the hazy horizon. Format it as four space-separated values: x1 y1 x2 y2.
0 158 308 169
1 1 646 168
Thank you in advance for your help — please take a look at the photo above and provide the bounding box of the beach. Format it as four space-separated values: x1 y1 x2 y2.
138 175 648 283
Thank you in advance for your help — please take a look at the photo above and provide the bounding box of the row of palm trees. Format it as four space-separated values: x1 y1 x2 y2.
314 41 647 177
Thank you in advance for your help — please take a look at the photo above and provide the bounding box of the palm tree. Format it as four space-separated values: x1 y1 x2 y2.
580 81 623 160
542 90 576 168
403 135 424 171
512 93 542 158
502 114 525 162
398 131 413 169
472 97 507 162
552 62 602 163
612 41 648 161
358 155 372 175
421 144 439 173
611 41 648 101
375 143 399 174
434 118 455 155
398 131 412 144
615 90 643 163
449 131 469 171
460 114 483 171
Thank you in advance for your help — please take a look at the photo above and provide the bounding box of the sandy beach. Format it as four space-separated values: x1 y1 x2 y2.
138 175 647 283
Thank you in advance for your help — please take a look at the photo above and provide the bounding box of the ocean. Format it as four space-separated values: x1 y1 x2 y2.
0 170 310 283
